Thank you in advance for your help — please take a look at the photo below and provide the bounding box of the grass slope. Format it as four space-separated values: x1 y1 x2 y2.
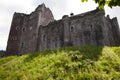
0 46 120 80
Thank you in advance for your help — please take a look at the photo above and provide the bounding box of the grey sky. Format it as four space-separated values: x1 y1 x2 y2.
0 0 120 50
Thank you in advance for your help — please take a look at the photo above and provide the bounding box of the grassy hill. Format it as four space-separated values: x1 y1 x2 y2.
0 46 120 80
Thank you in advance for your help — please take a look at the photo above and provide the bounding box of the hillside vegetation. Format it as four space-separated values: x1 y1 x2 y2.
0 46 120 80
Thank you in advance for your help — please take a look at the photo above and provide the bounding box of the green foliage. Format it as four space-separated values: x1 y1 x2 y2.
81 0 120 8
0 50 5 57
0 46 120 80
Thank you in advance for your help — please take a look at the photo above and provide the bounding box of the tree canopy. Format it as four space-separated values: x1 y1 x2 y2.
81 0 120 8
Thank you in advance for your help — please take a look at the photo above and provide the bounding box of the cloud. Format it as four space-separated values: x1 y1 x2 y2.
0 0 36 50
105 6 120 25
0 0 36 13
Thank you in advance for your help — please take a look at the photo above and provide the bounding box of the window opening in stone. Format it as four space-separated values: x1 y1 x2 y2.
70 26 74 32
43 35 46 41
16 26 19 30
90 25 92 28
21 43 24 48
22 27 26 32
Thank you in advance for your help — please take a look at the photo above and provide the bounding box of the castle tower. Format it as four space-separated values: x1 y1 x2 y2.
6 3 54 56
5 13 25 55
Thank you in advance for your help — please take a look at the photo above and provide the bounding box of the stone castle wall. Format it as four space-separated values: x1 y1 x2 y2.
37 9 120 51
6 4 120 56
6 4 54 55
37 20 64 51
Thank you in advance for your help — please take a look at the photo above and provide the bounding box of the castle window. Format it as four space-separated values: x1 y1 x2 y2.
16 26 19 30
90 25 92 28
43 35 46 41
21 43 24 48
70 26 74 32
22 27 26 32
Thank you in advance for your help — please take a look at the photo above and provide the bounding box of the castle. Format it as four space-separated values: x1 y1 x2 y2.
6 4 120 56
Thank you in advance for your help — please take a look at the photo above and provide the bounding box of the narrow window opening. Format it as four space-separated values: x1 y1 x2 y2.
43 35 46 41
90 25 92 28
70 26 74 32
16 26 19 30
22 27 26 32
21 43 24 48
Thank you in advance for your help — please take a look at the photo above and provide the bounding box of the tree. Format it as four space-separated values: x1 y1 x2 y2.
81 0 120 8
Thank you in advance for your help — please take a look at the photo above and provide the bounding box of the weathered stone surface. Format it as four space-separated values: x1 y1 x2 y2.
6 4 54 56
6 4 120 56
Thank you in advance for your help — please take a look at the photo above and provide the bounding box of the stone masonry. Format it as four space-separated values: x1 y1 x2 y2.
6 4 120 56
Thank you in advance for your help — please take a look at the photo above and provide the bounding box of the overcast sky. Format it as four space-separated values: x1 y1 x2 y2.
0 0 120 50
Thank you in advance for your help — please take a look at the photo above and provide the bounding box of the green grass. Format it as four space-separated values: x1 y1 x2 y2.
0 46 120 80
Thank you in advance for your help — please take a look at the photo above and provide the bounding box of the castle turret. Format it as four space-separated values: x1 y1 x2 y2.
6 13 27 56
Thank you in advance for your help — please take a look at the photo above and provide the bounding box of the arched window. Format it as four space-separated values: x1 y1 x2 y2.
22 27 26 32
16 26 19 30
90 25 92 28
70 26 74 32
